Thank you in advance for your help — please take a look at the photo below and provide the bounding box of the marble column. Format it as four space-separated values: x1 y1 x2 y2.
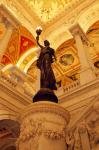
0 17 13 62
16 102 70 150
69 24 96 85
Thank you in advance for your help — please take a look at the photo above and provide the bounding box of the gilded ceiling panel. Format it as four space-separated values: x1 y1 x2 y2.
24 0 72 22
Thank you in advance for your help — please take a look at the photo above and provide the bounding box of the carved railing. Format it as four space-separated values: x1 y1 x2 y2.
56 72 99 97
55 80 80 97
63 80 80 92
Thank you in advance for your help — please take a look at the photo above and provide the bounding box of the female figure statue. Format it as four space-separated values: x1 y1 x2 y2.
36 30 57 90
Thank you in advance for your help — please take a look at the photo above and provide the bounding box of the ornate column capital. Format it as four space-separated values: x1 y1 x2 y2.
69 23 89 45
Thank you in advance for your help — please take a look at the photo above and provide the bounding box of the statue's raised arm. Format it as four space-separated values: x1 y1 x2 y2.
36 35 43 48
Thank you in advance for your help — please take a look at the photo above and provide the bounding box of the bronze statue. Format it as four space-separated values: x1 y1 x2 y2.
36 27 57 90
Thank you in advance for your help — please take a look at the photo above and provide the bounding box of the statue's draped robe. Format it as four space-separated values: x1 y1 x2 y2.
37 47 57 90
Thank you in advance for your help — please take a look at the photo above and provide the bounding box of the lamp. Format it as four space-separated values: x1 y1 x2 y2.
36 26 42 36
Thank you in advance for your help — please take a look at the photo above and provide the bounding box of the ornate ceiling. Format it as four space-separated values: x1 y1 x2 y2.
0 1 99 88
24 0 72 22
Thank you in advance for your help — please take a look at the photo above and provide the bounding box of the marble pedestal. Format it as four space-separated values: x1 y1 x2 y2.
17 102 70 150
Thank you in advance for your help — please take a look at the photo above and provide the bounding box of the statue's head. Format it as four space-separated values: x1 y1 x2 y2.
44 40 50 46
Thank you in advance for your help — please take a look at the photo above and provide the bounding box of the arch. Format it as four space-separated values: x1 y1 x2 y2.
78 2 99 33
0 138 17 150
0 119 20 136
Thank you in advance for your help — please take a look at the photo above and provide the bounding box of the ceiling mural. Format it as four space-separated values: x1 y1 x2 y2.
24 0 72 22
1 25 36 65
59 54 74 66
56 41 79 74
